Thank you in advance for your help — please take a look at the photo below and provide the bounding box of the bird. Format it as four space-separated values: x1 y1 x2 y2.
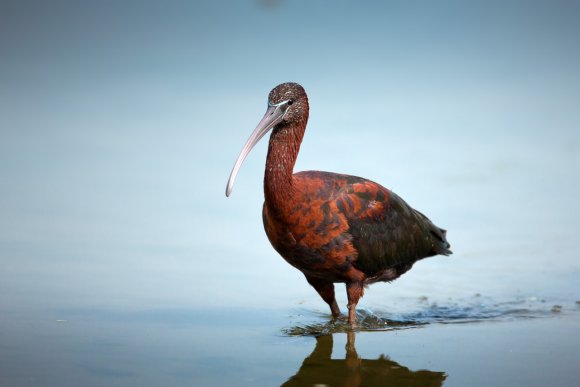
226 82 451 325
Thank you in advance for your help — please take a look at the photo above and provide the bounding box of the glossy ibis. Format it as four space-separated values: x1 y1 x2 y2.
226 82 451 325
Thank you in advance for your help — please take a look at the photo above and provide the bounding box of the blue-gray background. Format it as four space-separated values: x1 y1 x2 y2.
1 0 579 321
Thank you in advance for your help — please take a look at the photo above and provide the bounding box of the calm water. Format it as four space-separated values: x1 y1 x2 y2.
2 1 580 386
0 302 579 386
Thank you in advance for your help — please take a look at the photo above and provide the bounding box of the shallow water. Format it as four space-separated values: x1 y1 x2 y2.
2 2 580 386
0 301 578 386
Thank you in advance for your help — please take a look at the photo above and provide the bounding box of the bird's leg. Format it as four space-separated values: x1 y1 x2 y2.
305 276 341 318
346 282 364 326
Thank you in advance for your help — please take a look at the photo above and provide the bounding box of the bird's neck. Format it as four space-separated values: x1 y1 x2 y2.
264 125 303 214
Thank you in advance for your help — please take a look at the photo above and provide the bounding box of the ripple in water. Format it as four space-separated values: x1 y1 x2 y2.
282 296 573 336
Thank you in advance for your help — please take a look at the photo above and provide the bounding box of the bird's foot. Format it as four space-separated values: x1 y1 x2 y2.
330 300 341 319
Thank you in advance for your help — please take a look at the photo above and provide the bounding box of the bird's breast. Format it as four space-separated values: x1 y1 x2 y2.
262 200 363 282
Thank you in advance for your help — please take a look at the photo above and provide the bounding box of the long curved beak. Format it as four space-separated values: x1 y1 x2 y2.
225 101 290 197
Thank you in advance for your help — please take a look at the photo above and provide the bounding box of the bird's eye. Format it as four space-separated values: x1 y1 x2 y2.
288 100 294 106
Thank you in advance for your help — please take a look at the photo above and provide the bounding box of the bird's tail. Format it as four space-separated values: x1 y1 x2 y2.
431 226 452 256
413 208 453 256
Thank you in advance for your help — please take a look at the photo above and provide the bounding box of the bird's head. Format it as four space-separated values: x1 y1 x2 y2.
225 82 309 197
267 82 309 128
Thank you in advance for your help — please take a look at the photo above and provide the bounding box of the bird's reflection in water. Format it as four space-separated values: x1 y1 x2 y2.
282 331 446 387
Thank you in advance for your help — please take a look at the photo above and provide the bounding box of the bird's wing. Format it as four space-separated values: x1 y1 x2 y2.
291 171 450 278
334 178 452 277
